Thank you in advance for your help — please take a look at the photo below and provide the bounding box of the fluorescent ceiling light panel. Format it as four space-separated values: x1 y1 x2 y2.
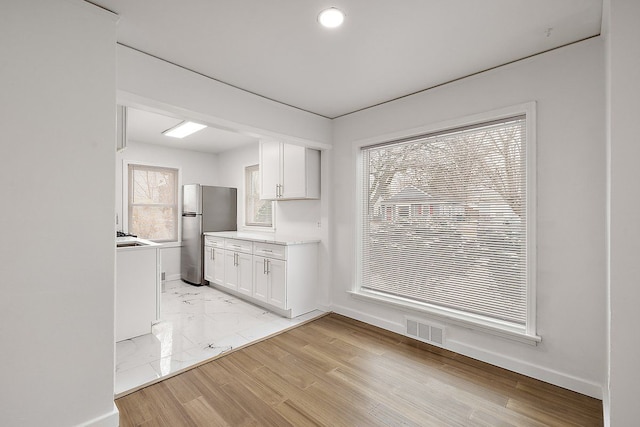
163 121 207 138
318 8 345 28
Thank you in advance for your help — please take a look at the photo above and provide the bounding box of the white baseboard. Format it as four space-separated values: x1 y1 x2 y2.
76 403 119 427
331 303 604 399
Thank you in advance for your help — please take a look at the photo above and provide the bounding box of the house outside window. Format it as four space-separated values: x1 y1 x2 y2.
127 163 179 242
358 108 536 339
245 164 273 228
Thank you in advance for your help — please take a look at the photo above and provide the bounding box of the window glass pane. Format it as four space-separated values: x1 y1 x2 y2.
128 164 179 241
245 165 273 227
131 168 176 204
361 116 527 326
130 206 177 241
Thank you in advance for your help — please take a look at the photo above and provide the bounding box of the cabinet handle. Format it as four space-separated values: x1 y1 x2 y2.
263 258 267 274
234 252 238 266
266 259 270 274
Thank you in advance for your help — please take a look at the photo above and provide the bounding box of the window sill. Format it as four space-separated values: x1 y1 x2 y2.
348 289 541 346
241 225 275 233
152 241 182 249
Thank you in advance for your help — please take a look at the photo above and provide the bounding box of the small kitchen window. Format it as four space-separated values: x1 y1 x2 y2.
127 163 179 242
245 164 273 228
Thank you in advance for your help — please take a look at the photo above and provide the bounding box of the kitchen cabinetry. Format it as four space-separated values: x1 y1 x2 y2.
204 236 225 286
253 242 287 309
204 232 319 318
222 239 253 296
116 242 160 342
259 141 320 200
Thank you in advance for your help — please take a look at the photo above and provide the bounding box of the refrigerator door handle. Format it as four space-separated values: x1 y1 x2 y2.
183 212 197 217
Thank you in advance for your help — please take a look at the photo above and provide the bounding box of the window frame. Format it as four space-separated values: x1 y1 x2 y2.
243 164 275 230
352 102 539 345
123 160 182 243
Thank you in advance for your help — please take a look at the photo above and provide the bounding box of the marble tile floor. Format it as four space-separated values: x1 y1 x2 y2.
115 279 325 396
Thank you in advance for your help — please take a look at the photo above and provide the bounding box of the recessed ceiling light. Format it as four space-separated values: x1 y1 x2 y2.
162 121 207 138
318 7 345 28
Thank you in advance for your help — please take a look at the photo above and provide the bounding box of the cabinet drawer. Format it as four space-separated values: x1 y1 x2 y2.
253 242 287 260
204 236 225 248
224 238 253 254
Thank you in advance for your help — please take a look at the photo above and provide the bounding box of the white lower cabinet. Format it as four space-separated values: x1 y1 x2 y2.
116 246 160 342
205 233 318 318
266 257 286 309
223 251 252 295
204 237 225 286
253 256 286 309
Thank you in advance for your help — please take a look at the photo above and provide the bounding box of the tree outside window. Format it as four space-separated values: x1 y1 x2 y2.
361 115 528 327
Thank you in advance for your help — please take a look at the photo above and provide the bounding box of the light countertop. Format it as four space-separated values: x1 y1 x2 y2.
116 236 161 251
204 231 320 246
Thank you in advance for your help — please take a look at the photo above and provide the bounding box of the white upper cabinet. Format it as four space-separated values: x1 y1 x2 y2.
259 141 320 200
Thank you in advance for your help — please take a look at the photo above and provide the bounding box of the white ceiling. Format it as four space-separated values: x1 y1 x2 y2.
91 0 602 120
126 108 258 154
98 0 604 154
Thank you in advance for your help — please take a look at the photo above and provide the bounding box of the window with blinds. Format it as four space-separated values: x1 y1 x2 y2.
128 163 179 242
360 115 529 327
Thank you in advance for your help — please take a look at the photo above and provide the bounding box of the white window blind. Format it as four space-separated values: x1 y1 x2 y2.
360 115 528 326
128 164 179 241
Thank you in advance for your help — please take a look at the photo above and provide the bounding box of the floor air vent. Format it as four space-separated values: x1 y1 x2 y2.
406 317 445 347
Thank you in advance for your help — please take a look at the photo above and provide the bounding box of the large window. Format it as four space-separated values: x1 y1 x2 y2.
245 164 273 228
359 112 534 336
128 163 179 241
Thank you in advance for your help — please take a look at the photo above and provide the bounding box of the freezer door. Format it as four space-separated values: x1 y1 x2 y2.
181 214 203 285
202 186 238 231
183 184 202 214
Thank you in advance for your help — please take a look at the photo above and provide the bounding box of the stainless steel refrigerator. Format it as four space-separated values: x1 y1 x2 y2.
181 184 237 285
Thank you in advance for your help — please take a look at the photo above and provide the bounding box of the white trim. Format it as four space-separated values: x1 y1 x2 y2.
352 102 539 341
331 303 602 399
74 403 119 427
349 289 540 345
524 102 538 336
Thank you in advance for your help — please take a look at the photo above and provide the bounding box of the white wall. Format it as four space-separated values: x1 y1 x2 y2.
331 38 606 398
0 1 118 426
116 140 219 279
217 143 323 239
606 0 640 424
117 45 333 149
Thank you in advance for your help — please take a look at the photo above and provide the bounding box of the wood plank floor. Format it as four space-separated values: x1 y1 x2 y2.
116 313 603 426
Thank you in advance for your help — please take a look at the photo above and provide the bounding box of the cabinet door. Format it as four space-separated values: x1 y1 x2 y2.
267 258 287 309
236 252 253 296
281 143 307 199
259 141 280 200
204 246 214 282
252 256 269 303
211 248 225 285
223 251 238 290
